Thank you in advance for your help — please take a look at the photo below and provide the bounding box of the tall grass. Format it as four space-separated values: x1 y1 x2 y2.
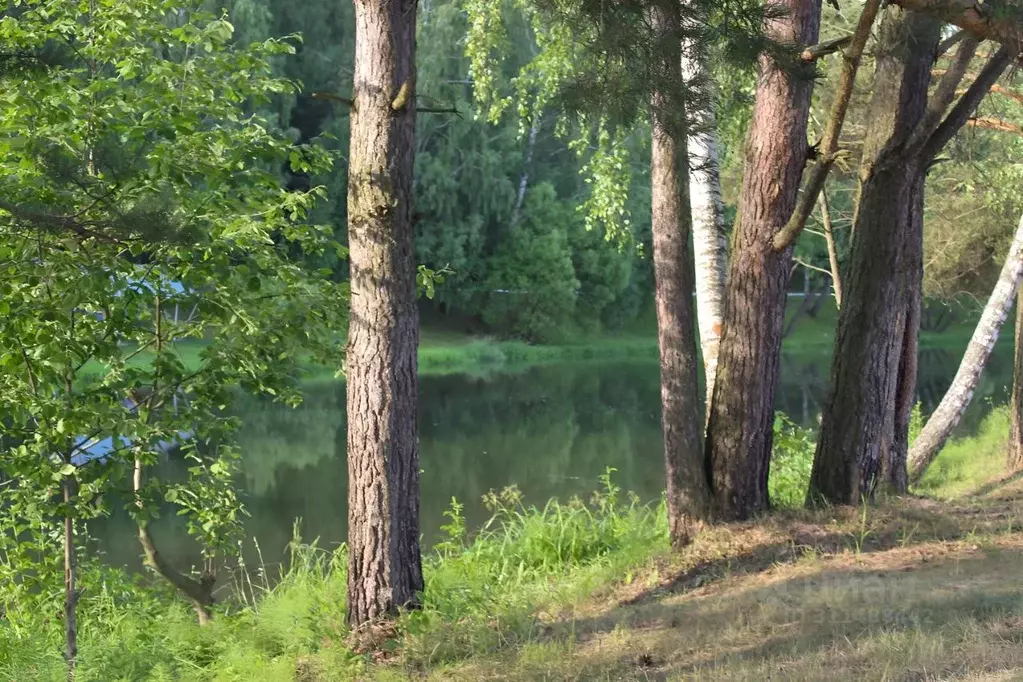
2 406 1015 680
0 471 667 681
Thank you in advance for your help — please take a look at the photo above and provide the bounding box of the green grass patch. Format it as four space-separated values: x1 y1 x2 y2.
0 471 669 681
4 413 1021 680
915 406 1012 499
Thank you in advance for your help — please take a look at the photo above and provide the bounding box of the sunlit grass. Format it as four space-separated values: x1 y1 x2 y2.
74 294 996 383
916 406 1013 499
5 409 1023 680
0 471 670 681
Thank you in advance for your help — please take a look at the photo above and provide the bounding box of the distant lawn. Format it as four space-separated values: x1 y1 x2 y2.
76 295 997 382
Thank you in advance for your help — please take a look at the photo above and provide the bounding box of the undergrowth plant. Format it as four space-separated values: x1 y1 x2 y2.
0 471 669 679
769 413 816 507
0 0 342 672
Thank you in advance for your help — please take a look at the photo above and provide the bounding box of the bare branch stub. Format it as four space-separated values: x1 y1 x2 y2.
801 35 853 62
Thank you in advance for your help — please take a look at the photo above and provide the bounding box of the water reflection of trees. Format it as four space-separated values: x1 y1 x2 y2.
185 362 672 567
776 342 1013 437
91 343 1015 573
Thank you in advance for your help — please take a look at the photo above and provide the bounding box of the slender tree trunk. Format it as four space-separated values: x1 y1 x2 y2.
808 9 940 505
886 173 925 493
705 0 821 519
683 42 728 414
909 212 1023 481
650 2 710 547
510 118 540 228
819 189 843 308
345 0 424 628
134 458 214 624
1009 288 1023 470
63 479 77 682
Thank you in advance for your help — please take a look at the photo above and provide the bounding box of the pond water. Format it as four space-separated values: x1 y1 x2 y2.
92 340 1015 575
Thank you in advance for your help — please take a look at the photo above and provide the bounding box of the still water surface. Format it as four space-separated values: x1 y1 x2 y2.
93 342 1015 574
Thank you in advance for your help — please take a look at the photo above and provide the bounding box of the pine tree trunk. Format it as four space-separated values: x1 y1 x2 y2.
683 43 728 414
650 2 710 547
808 9 940 505
704 0 820 519
909 211 1023 481
1009 289 1023 470
345 0 424 628
886 173 925 493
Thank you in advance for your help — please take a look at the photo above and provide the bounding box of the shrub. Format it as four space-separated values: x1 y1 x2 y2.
769 413 816 508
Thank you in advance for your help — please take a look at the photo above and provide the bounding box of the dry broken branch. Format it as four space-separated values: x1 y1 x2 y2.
965 116 1023 135
801 35 854 62
772 0 883 252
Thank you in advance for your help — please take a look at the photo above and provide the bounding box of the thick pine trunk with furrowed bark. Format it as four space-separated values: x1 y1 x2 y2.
885 174 925 493
909 212 1023 480
345 0 424 629
704 0 820 519
1009 289 1023 471
650 3 710 547
808 9 940 505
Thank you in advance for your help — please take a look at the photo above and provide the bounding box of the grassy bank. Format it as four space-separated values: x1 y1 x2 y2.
81 295 995 383
4 412 1023 681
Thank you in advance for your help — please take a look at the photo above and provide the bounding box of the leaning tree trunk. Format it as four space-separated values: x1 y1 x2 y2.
808 9 940 505
650 2 711 547
704 0 820 519
1009 288 1023 470
345 0 424 628
908 211 1023 482
682 41 728 414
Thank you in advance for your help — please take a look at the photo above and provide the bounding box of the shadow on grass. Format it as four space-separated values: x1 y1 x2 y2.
609 496 1023 613
970 469 1023 499
556 548 1023 680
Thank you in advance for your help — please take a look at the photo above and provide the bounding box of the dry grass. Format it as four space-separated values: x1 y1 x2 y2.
413 478 1023 681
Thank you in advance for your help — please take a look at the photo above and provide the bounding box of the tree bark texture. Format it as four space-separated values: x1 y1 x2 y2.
886 174 925 494
683 42 729 415
1010 288 1023 470
704 0 820 520
808 9 940 505
650 2 711 547
510 118 540 228
345 0 424 628
908 211 1023 481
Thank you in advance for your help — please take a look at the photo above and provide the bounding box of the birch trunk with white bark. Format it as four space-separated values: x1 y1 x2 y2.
908 212 1023 481
682 43 728 415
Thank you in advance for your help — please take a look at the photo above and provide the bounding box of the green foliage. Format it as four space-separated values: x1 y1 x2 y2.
482 184 581 342
769 413 817 508
464 0 785 238
0 0 342 634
